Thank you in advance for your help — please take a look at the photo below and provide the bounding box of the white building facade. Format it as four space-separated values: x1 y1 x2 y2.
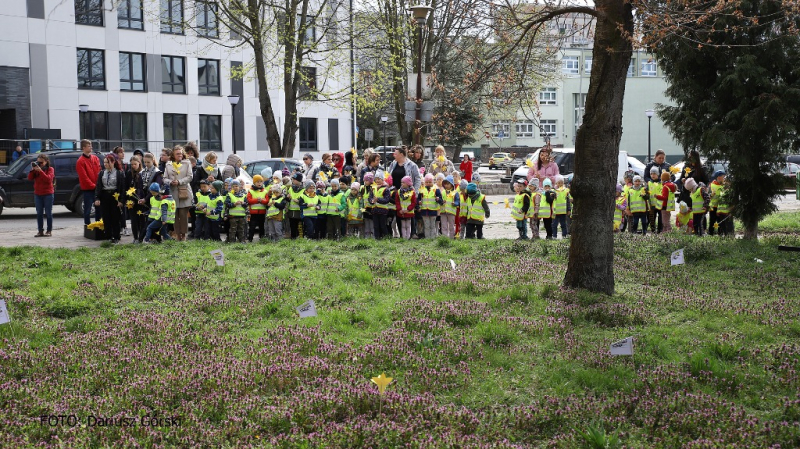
0 0 354 161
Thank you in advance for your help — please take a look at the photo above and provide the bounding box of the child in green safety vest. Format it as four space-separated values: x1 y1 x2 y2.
708 170 732 236
194 180 211 240
614 184 627 232
286 172 305 239
626 175 649 235
541 179 555 239
143 183 173 243
205 181 225 241
551 175 570 239
647 166 663 233
418 173 444 239
315 181 330 239
511 179 531 240
655 171 676 232
299 180 321 239
527 178 541 239
684 177 709 236
395 176 418 239
464 182 490 239
225 180 248 243
265 184 287 241
327 179 345 240
361 173 375 239
440 175 459 239
247 174 270 242
346 182 364 237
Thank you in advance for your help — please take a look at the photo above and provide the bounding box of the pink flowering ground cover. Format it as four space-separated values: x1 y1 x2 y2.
0 234 799 448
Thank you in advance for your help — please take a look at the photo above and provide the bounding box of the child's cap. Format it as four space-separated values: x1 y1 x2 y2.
386 176 393 186
253 174 264 183
542 179 552 187
375 170 385 180
344 165 353 173
459 179 468 190
273 172 282 179
271 184 282 193
199 179 209 185
424 173 434 182
211 181 223 192
331 179 340 186
615 183 623 193
282 167 291 177
224 178 233 184
650 166 660 174
401 176 412 185
555 175 564 184
149 182 161 192
514 179 527 187
316 181 326 189
351 182 360 190
231 180 240 186
260 167 273 179
472 173 482 182
435 173 445 181
444 175 454 186
292 172 304 183
633 175 642 183
529 178 539 190
364 172 374 181
304 180 315 189
712 170 726 179
466 183 478 195
683 178 697 192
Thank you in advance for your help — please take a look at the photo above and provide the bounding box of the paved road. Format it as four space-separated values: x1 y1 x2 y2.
1 193 797 248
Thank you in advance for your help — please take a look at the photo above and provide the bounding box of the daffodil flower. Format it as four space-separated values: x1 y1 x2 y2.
113 193 120 201
126 187 136 196
126 200 134 209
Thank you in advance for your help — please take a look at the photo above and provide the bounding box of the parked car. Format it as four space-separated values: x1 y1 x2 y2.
780 162 800 189
0 149 102 216
219 164 254 190
243 158 303 178
488 152 512 169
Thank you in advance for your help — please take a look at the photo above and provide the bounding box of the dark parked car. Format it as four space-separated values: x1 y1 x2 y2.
243 158 303 178
0 150 102 216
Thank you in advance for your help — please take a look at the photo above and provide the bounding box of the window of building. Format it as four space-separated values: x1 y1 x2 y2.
299 118 318 151
79 111 108 141
121 113 147 151
299 66 317 100
118 0 144 30
584 57 592 75
574 93 586 135
641 60 657 77
328 118 339 152
562 56 579 75
119 52 146 91
299 14 316 44
540 119 557 137
627 59 636 77
160 0 183 34
163 114 187 148
161 56 186 94
196 1 218 37
515 120 535 138
75 0 103 26
539 87 557 105
492 120 510 138
77 49 105 90
199 115 221 151
197 59 220 95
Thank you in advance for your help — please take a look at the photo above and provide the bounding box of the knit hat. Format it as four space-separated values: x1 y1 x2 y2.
231 180 240 186
424 173 434 182
615 183 623 193
364 172 375 181
133 149 144 157
271 184 282 193
199 179 209 185
273 172 282 179
472 173 482 183
149 182 161 192
292 172 304 183
633 175 642 183
514 179 527 187
529 178 539 190
435 173 445 181
555 175 564 184
542 179 552 187
351 182 360 190
712 170 726 179
374 170 384 180
253 174 264 183
304 153 314 161
316 181 326 189
466 183 478 195
331 178 340 186
650 166 660 174
459 180 468 190
344 165 353 173
224 178 233 184
282 167 291 177
684 177 697 192
260 167 273 179
401 176 412 185
211 181 223 192
304 180 315 189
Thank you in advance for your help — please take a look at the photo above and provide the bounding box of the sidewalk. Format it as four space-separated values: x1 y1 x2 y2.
0 224 104 249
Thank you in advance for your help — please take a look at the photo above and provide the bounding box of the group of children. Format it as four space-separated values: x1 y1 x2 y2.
613 168 732 236
509 175 572 240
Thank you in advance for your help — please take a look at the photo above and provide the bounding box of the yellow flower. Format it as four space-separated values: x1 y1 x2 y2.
432 164 438 170
669 166 680 174
126 187 136 196
113 193 120 201
126 200 134 209
684 167 691 175
136 210 144 216
526 159 533 167
437 155 445 162
371 373 393 395
205 166 215 173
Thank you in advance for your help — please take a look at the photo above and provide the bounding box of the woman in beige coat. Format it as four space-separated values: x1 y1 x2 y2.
163 146 194 240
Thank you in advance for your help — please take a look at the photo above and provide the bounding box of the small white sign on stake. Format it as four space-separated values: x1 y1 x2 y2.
610 337 634 356
449 259 456 271
210 249 225 266
0 300 10 325
296 300 317 318
670 248 685 266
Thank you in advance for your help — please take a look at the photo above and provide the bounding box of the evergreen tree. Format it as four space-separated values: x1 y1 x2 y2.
653 0 800 238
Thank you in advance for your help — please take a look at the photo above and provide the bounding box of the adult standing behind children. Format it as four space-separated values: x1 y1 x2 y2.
527 147 559 185
459 154 473 182
29 153 55 237
76 139 101 225
94 155 125 243
428 145 455 177
221 153 243 181
163 146 194 241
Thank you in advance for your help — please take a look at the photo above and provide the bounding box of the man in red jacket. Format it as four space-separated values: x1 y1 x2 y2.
76 139 101 224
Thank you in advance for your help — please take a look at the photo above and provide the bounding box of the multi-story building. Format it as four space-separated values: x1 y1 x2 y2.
470 24 682 162
0 0 354 161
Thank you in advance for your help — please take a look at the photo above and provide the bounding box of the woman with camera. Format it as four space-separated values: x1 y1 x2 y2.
28 154 55 237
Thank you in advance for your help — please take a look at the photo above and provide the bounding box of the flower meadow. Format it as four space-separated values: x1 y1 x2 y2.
0 234 799 448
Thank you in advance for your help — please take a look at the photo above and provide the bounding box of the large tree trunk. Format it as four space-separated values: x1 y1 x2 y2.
743 222 758 240
563 0 633 295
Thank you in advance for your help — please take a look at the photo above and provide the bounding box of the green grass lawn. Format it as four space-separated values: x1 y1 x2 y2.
1 232 799 448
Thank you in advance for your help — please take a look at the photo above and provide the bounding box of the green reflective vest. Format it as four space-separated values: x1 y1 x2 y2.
288 187 304 212
346 195 363 222
442 190 457 215
148 196 162 220
554 187 570 215
227 192 247 217
266 195 285 218
195 191 210 213
526 192 539 219
162 197 176 224
648 181 662 210
466 194 485 222
249 188 268 211
511 193 527 221
628 188 648 213
419 186 439 212
206 195 224 220
539 191 553 218
614 196 625 229
302 193 319 217
328 191 345 216
690 188 705 214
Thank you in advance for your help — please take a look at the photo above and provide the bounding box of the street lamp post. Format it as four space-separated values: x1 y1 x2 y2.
409 4 433 147
645 109 654 163
79 104 89 140
228 95 240 154
380 115 388 166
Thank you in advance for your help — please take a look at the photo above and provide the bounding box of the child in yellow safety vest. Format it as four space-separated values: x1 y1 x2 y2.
395 176 417 239
541 179 555 239
265 184 287 241
626 175 649 234
684 177 709 236
368 171 392 240
225 180 249 243
315 180 330 239
511 180 531 240
204 181 225 241
675 201 693 234
655 171 676 232
143 182 174 243
464 182 490 239
619 172 634 232
418 173 444 239
527 178 541 239
326 179 345 240
346 182 364 237
440 175 459 239
247 174 270 242
551 175 570 239
647 166 663 233
614 184 627 232
708 170 732 236
299 181 321 239
361 173 375 239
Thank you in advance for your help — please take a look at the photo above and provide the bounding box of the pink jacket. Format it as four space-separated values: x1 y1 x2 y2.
527 162 559 184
